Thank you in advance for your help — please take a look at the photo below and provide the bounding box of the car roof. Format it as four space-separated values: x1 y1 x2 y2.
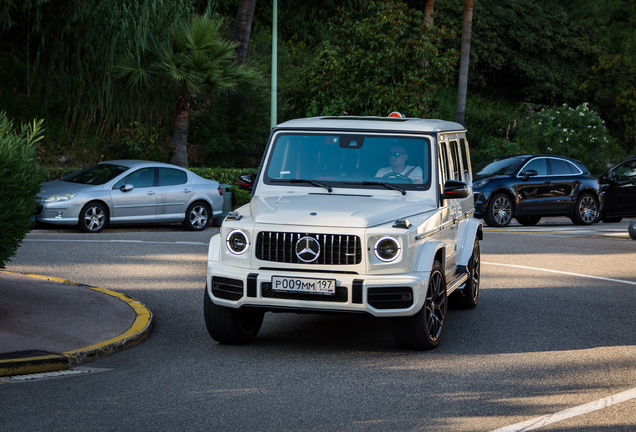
98 160 186 170
274 116 466 134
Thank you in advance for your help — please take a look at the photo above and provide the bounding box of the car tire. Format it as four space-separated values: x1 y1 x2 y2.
601 217 622 223
485 193 513 227
392 260 447 350
79 202 108 233
184 201 211 231
516 216 541 226
571 193 599 225
455 240 480 309
204 287 264 345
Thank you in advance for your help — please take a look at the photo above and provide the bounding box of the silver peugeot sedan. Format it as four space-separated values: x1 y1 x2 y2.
34 160 224 233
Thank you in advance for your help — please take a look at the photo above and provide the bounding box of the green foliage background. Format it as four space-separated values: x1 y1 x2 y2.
0 0 634 176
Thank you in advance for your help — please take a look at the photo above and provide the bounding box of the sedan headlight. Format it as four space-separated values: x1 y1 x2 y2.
472 179 489 189
226 230 249 255
43 192 77 202
374 236 401 262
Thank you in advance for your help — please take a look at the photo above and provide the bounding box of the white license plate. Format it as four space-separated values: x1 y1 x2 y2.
271 276 336 295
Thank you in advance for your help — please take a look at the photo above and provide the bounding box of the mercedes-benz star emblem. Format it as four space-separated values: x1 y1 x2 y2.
295 236 320 263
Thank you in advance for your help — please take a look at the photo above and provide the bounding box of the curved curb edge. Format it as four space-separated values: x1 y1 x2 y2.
0 271 153 378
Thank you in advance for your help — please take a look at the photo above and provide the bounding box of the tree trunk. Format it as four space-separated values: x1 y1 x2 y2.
231 0 257 63
455 0 473 127
170 94 191 167
424 0 435 27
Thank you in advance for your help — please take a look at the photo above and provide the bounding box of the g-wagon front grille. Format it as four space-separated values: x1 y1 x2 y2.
256 232 362 265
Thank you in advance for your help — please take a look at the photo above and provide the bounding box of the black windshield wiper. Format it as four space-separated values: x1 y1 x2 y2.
359 181 406 195
271 178 332 193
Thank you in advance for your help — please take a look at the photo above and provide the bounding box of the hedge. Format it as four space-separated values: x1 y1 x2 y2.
0 112 44 268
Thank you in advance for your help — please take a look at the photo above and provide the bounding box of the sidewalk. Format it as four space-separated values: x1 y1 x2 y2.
0 270 153 377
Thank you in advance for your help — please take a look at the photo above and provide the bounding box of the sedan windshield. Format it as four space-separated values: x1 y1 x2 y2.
63 164 129 185
474 157 526 177
264 133 432 191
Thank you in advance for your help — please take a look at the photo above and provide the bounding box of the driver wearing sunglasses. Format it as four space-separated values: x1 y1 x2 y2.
375 146 423 184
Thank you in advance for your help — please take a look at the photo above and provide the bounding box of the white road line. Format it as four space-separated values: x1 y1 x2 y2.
491 388 636 432
484 262 636 286
24 239 207 246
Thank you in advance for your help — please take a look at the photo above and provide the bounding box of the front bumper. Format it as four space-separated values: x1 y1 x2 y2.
206 263 429 318
33 202 82 225
472 190 490 218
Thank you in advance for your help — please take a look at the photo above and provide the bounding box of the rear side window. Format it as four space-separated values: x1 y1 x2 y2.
460 138 471 183
549 158 581 175
158 168 187 186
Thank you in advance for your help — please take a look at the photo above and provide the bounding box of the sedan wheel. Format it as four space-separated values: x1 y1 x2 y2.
79 202 107 233
485 193 513 227
184 202 210 231
392 261 447 350
571 194 598 225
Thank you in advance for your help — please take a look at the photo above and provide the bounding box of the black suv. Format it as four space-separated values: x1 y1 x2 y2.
473 154 601 227
598 155 636 223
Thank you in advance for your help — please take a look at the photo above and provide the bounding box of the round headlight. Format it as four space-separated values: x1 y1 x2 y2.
226 230 249 255
374 237 401 262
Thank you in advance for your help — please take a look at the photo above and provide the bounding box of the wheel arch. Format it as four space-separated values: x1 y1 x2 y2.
79 199 111 221
415 240 446 273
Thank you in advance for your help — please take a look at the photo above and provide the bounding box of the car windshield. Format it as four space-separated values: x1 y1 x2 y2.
474 157 526 177
62 163 129 185
264 132 432 191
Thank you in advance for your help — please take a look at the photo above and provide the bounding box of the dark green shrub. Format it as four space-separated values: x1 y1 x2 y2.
190 167 258 207
0 112 44 268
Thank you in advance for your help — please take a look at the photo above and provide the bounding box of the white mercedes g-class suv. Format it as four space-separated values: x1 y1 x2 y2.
204 114 483 350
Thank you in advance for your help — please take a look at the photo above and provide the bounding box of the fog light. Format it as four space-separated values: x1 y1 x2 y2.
55 211 63 219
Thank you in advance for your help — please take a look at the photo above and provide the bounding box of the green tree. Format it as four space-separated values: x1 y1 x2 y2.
304 1 458 118
115 13 260 167
0 112 44 268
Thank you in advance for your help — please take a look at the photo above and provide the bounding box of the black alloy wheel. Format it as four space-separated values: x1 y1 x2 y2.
571 194 598 225
392 261 447 350
485 193 513 227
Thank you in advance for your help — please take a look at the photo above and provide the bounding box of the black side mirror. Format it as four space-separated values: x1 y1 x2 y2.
522 169 538 181
237 173 256 191
442 180 470 199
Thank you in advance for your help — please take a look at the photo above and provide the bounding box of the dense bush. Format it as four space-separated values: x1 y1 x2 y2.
0 112 44 268
515 103 625 175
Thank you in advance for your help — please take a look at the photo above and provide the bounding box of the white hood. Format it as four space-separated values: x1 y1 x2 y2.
250 194 436 228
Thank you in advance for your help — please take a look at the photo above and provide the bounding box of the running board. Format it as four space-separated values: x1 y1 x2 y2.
446 265 469 296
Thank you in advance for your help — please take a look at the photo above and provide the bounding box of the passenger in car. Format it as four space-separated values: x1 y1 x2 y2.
375 146 423 183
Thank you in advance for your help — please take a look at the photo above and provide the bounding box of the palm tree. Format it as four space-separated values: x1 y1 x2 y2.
115 14 259 167
455 0 473 127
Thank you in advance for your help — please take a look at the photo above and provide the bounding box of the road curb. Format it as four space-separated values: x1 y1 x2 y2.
0 271 153 377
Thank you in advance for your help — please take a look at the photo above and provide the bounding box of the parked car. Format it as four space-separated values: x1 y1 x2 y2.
34 160 223 233
598 154 636 222
472 154 601 227
204 114 483 350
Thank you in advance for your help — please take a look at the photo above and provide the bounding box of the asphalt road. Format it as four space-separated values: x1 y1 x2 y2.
1 219 635 431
